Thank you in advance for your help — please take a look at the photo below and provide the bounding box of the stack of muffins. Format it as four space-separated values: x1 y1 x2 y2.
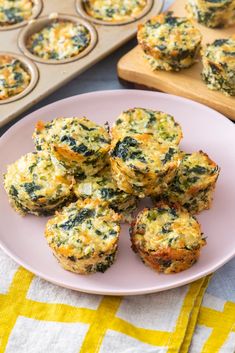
4 109 220 275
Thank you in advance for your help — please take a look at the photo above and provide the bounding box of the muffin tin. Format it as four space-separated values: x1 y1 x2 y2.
0 0 164 127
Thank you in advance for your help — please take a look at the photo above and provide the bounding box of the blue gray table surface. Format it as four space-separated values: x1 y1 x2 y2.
0 0 234 301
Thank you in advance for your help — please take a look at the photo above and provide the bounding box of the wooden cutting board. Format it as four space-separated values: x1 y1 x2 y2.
117 0 235 120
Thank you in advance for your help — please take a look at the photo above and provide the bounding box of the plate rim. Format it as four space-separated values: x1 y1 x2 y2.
0 89 235 295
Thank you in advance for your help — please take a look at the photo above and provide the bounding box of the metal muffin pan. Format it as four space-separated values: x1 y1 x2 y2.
0 0 164 127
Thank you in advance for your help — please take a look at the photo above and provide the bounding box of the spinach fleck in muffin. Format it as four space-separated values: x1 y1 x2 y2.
4 151 74 216
0 56 31 100
26 20 91 60
33 117 110 177
201 37 235 96
186 0 235 28
137 11 202 71
45 199 121 274
130 202 206 274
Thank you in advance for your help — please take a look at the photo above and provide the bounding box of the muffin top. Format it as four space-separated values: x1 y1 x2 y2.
83 0 147 22
138 12 202 54
0 0 34 26
0 56 31 100
131 202 205 252
111 108 182 145
26 20 91 60
202 37 235 70
33 117 110 160
4 151 73 205
45 199 120 259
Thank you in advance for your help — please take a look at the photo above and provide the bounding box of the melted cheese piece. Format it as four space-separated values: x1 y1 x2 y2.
33 117 110 176
84 0 147 22
111 107 182 145
45 199 120 274
132 203 204 252
26 20 91 60
73 164 137 213
4 151 73 215
202 37 235 96
0 56 31 100
0 0 34 25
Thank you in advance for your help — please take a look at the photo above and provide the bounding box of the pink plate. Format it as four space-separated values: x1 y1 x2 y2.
0 90 235 295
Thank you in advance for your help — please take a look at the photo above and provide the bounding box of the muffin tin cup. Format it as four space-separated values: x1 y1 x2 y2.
17 13 98 64
0 0 43 31
0 52 39 105
75 0 154 26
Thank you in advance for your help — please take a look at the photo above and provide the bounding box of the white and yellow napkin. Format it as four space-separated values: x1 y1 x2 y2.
0 251 234 353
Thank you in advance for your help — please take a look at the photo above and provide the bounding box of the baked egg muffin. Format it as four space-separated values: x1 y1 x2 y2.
201 37 235 96
0 55 31 100
110 135 181 198
186 0 235 28
45 199 121 274
0 0 34 26
130 202 206 274
73 164 138 215
137 11 202 71
4 151 74 216
33 117 110 177
153 151 220 214
111 108 182 145
83 0 147 23
26 20 91 60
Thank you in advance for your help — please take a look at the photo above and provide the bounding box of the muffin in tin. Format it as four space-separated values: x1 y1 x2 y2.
0 55 31 100
73 164 138 215
201 37 235 96
130 202 206 274
137 11 202 71
45 199 121 274
110 135 181 198
33 117 110 177
111 108 183 145
186 0 235 28
83 0 148 23
0 0 34 26
26 20 91 61
153 151 220 214
4 151 74 216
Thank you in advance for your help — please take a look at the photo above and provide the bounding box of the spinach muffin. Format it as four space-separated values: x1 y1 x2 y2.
153 151 220 214
26 20 91 61
45 199 121 274
111 108 182 145
4 151 74 216
33 117 110 177
130 202 206 274
0 55 31 100
0 0 34 26
73 164 138 215
186 0 235 28
110 135 181 198
137 11 202 71
83 0 148 23
201 37 235 96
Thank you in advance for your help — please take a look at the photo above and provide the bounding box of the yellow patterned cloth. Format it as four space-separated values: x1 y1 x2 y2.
0 250 234 353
